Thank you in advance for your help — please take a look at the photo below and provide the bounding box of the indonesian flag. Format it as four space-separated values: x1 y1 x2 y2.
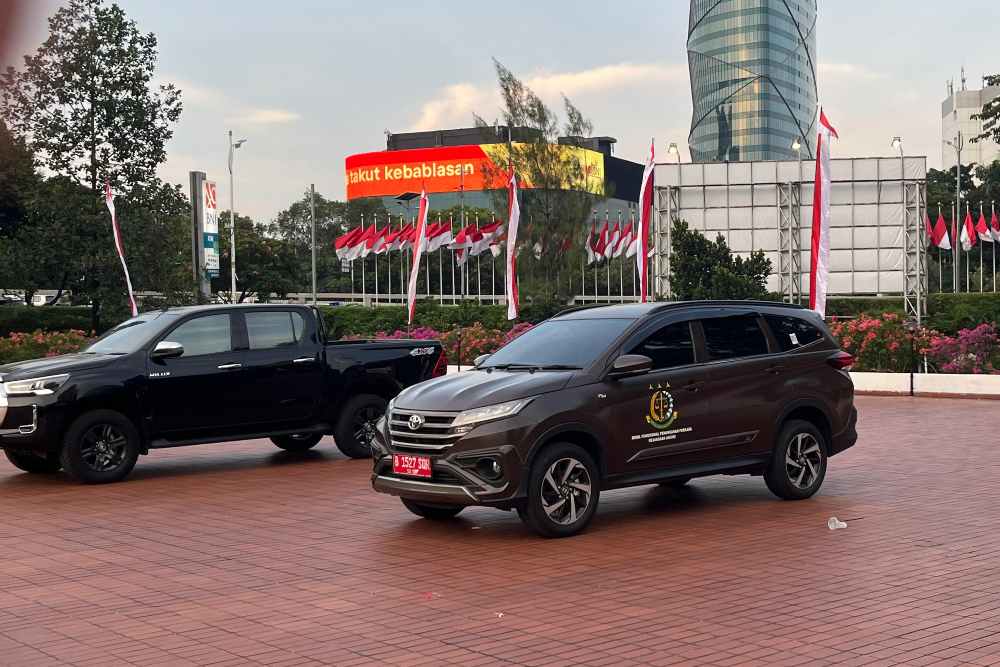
506 172 520 320
593 222 609 262
105 182 138 317
478 220 504 249
924 213 934 247
350 225 376 260
960 206 977 251
603 221 620 260
992 205 1000 242
625 213 639 259
368 225 390 255
614 223 633 258
933 211 951 251
406 189 429 325
976 207 992 243
585 222 598 264
334 226 363 260
637 139 654 302
425 221 453 252
450 225 481 265
388 223 414 251
809 109 838 317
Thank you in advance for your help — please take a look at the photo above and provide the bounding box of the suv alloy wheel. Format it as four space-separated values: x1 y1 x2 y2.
764 419 828 500
518 442 600 538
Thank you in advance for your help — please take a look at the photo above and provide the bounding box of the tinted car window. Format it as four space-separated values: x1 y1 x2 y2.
764 314 824 352
246 311 303 350
629 321 695 370
166 314 232 357
701 314 769 361
482 319 633 369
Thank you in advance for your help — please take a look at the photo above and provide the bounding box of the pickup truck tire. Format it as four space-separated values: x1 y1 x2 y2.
4 449 62 474
60 410 140 484
334 394 386 459
270 433 323 452
401 498 464 520
764 419 828 501
518 442 600 538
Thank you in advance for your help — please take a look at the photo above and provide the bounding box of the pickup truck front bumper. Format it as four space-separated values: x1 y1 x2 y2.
0 389 63 453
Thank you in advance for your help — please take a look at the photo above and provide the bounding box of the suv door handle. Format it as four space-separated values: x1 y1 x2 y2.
766 364 786 375
217 363 242 370
684 380 704 393
292 357 315 364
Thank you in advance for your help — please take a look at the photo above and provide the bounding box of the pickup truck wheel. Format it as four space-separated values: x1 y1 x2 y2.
764 419 828 500
4 449 62 474
401 498 463 520
518 442 600 538
60 410 140 484
270 433 323 452
334 394 386 459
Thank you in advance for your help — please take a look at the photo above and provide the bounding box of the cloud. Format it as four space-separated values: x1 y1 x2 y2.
162 76 301 127
818 63 885 81
410 62 687 131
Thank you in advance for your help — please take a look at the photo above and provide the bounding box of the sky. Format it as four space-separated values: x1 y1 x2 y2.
4 0 998 222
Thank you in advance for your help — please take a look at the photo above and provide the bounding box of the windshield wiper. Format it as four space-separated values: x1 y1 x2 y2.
487 363 581 372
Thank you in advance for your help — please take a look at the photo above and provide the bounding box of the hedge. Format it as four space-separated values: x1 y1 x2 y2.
0 306 96 337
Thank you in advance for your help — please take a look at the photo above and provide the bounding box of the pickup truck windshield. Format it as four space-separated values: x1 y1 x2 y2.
84 313 172 355
482 318 633 370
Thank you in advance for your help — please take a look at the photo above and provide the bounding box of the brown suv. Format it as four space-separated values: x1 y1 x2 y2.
371 301 857 537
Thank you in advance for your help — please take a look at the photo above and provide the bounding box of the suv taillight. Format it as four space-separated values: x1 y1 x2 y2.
432 350 448 378
828 351 855 371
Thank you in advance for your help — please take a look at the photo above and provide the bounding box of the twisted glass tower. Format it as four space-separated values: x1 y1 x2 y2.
687 0 818 163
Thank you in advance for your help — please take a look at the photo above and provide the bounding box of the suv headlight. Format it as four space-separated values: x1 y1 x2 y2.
452 398 532 432
3 373 70 397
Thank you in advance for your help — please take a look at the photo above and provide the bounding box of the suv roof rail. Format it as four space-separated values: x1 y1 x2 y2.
648 299 808 314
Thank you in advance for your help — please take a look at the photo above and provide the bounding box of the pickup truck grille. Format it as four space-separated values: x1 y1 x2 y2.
389 409 461 451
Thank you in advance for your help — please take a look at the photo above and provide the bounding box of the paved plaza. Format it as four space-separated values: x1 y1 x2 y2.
1 396 999 666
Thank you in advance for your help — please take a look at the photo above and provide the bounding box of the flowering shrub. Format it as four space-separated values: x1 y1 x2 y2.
0 329 91 364
829 313 932 373
924 323 1000 374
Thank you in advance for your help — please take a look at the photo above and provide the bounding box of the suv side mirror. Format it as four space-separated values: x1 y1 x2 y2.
608 354 653 379
151 341 184 360
473 354 491 367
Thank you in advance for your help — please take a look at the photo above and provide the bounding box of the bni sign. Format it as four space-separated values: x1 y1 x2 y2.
202 181 220 277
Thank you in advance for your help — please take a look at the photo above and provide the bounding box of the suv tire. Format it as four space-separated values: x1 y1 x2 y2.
518 442 600 538
401 498 463 520
764 419 828 500
60 410 141 484
4 449 62 474
334 394 386 459
271 433 323 452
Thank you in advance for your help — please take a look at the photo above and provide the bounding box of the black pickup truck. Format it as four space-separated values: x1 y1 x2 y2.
0 304 445 483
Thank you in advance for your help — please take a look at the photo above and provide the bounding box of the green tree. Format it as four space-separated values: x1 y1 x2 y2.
215 212 298 303
0 120 37 238
0 0 182 328
473 59 605 302
972 73 1000 145
669 219 772 300
926 165 976 217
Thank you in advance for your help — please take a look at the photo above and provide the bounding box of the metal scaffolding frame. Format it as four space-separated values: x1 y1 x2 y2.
778 182 802 304
903 180 925 322
656 187 679 298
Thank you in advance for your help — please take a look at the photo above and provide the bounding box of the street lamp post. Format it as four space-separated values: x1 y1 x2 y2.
228 131 247 302
945 129 964 294
667 142 680 165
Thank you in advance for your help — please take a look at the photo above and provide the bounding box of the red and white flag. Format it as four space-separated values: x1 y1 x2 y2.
346 225 374 261
614 222 633 259
585 221 598 264
809 109 838 317
406 189 429 325
976 205 992 243
960 205 977 251
506 172 520 320
426 221 454 252
637 139 654 302
625 213 639 259
992 204 1000 242
334 226 363 260
104 182 138 317
933 210 951 251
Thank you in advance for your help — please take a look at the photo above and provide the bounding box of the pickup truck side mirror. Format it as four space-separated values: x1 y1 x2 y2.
608 354 653 379
473 354 491 367
151 341 184 360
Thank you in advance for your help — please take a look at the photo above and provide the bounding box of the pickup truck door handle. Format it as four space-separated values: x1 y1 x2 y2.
684 380 704 393
217 363 242 370
766 364 786 375
292 357 315 364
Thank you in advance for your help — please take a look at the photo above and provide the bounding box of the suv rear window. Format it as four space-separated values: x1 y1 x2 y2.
764 314 825 352
701 314 769 360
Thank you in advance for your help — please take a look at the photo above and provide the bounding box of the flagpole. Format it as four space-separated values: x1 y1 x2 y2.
491 213 497 305
373 214 380 304
966 204 970 293
359 213 367 305
994 201 997 293
980 203 985 293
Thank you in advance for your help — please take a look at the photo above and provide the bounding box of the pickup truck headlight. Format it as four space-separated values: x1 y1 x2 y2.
3 373 70 397
452 398 532 432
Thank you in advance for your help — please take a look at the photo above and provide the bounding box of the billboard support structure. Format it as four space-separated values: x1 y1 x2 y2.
778 181 802 304
903 180 925 323
188 171 218 302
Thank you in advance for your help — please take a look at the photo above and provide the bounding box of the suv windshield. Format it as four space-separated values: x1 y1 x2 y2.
482 318 633 370
84 312 173 355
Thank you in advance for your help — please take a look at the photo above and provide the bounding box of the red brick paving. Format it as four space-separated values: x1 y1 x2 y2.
2 396 1000 666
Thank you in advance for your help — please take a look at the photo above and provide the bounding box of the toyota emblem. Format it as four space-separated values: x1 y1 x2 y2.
408 414 425 431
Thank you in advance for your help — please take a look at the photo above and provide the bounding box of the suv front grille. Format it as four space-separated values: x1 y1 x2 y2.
389 409 461 452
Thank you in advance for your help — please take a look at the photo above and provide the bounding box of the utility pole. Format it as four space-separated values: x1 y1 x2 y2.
310 184 317 304
228 131 247 302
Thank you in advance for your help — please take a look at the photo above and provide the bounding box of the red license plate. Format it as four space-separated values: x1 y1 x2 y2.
393 453 432 478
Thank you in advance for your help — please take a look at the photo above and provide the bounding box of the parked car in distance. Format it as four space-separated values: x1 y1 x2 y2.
0 304 445 483
372 301 857 537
